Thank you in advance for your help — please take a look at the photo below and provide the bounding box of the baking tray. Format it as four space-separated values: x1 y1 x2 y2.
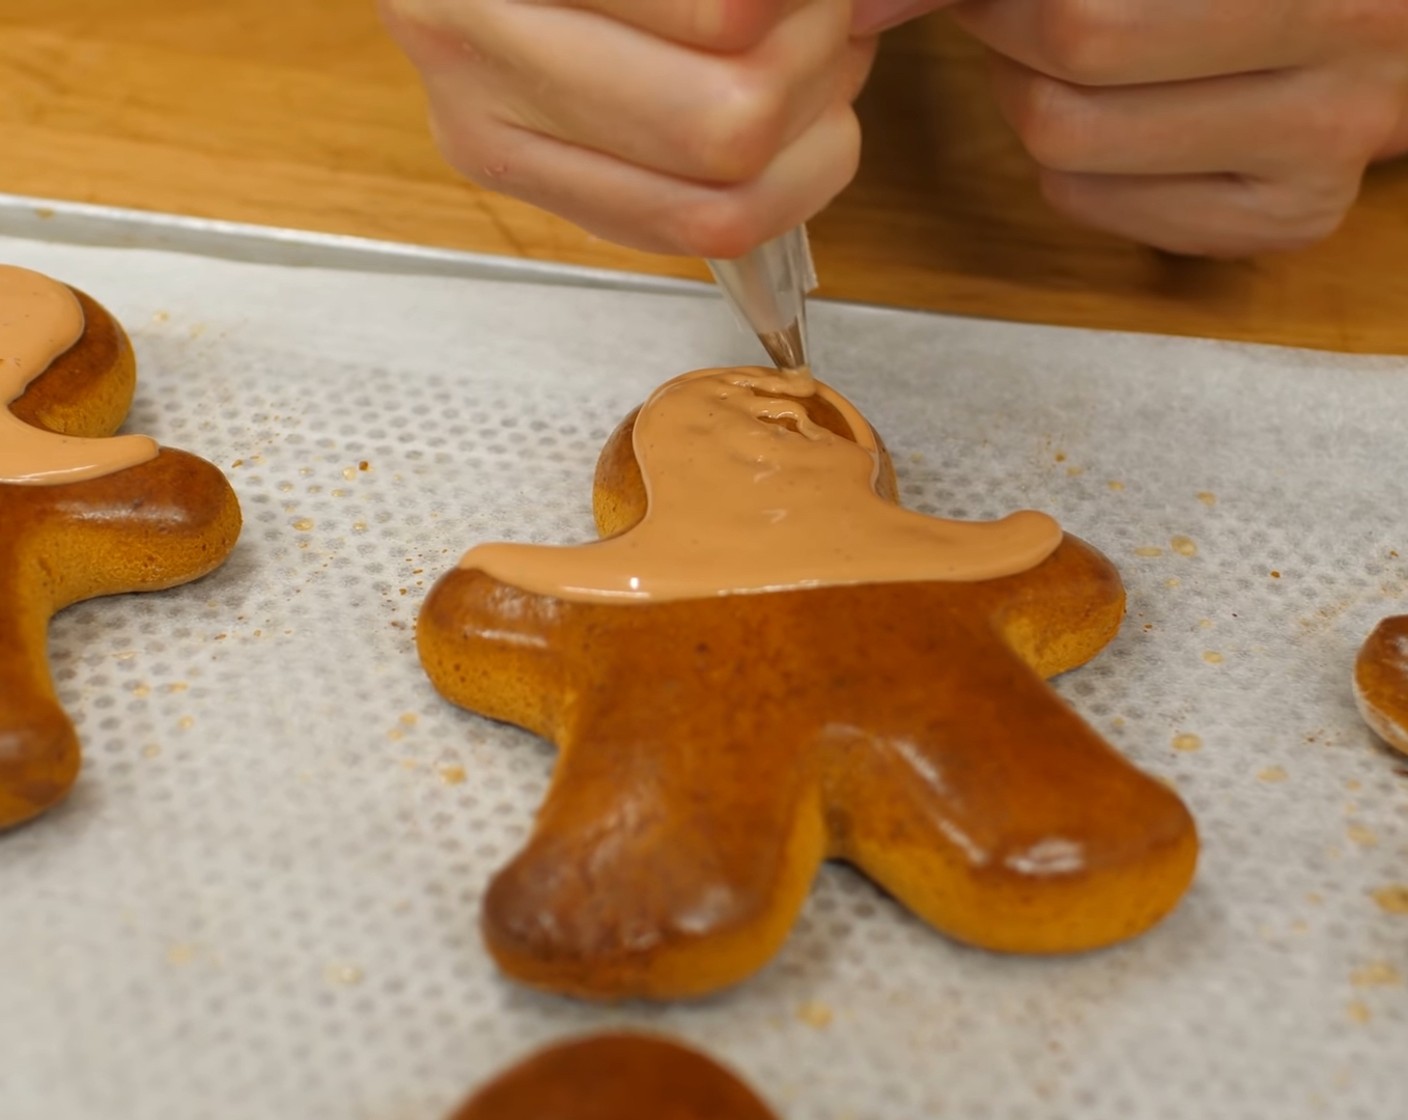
0 200 1405 1120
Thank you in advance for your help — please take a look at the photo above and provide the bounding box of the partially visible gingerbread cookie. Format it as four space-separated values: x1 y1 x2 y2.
419 367 1198 999
448 1033 779 1120
0 265 242 828
1355 616 1408 754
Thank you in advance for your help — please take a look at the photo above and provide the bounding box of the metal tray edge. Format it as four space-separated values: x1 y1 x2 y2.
0 193 714 297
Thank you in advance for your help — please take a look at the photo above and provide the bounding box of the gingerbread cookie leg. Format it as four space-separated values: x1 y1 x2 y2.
423 571 829 1000
420 564 824 999
0 268 241 828
1355 616 1408 754
823 595 1197 954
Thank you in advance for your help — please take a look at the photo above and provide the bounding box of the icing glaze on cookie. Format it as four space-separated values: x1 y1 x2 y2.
0 265 157 485
461 366 1062 601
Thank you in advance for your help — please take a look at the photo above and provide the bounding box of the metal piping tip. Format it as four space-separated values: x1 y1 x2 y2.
708 226 815 374
759 317 809 375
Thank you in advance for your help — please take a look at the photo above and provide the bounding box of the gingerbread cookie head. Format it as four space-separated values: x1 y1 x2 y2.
476 367 1063 600
448 1033 779 1120
1355 616 1408 754
0 265 242 829
418 368 1198 1000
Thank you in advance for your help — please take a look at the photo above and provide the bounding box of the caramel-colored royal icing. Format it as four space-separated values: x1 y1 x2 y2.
462 367 1061 600
0 264 156 485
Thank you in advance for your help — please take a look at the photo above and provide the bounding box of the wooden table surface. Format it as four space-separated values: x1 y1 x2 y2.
6 0 1408 353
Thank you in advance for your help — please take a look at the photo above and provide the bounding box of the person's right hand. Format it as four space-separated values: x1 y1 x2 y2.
380 0 878 258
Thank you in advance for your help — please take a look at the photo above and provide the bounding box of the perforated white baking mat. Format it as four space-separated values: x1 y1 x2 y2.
1 233 1405 1120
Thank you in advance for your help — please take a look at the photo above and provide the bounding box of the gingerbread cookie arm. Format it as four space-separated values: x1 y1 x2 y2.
449 1033 780 1120
1355 616 1408 754
0 451 241 827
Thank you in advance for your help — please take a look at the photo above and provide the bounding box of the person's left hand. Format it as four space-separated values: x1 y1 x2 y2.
854 0 1408 257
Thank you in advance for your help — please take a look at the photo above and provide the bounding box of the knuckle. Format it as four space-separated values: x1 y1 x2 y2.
829 106 864 185
1006 74 1098 172
689 69 790 182
843 36 881 103
1293 79 1386 167
691 0 783 52
668 195 762 259
1259 177 1356 239
1332 86 1402 163
375 0 417 36
379 0 485 69
428 108 503 186
378 0 445 50
1032 0 1130 86
1034 167 1088 219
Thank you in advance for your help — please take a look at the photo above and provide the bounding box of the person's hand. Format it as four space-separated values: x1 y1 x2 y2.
854 0 1408 256
380 0 878 258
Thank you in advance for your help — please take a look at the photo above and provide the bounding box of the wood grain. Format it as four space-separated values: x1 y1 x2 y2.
5 0 1408 352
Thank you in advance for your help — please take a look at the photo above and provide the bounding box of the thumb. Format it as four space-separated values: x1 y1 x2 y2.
851 1 959 36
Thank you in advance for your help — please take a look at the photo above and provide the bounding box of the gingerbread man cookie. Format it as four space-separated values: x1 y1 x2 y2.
1355 616 1408 754
419 368 1198 999
0 265 242 828
448 1033 779 1120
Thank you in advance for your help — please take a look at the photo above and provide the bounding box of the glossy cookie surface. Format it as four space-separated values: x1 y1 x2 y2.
419 371 1198 999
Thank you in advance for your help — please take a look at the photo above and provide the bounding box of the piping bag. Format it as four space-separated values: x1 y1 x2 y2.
707 227 815 375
